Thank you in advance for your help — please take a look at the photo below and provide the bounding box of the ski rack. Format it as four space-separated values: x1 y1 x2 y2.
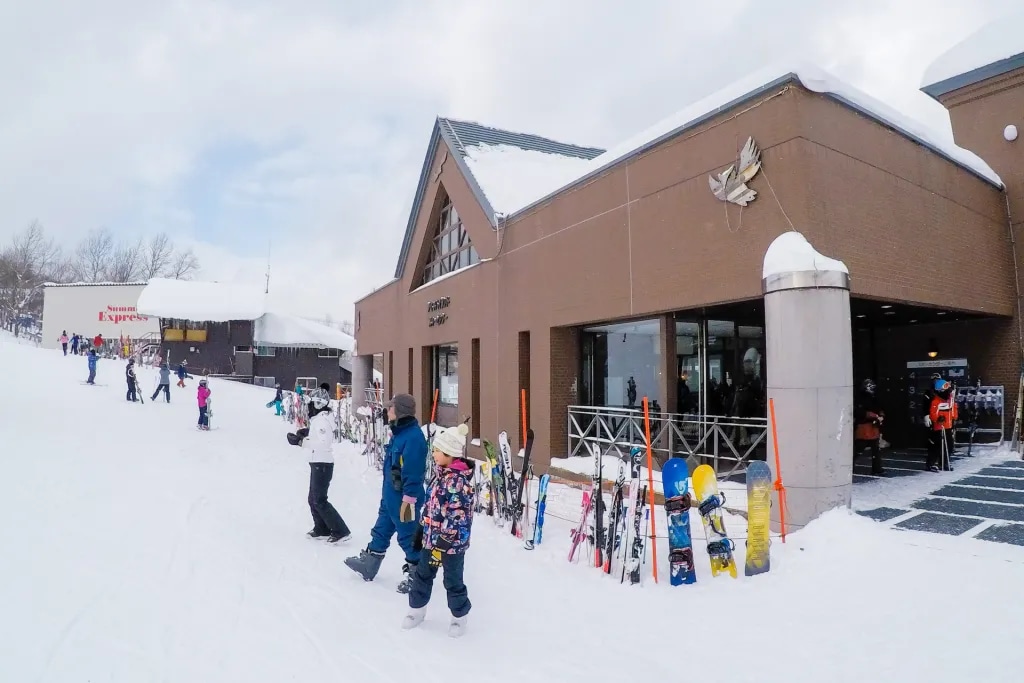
954 385 1005 446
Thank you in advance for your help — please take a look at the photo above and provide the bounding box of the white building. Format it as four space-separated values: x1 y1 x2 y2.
41 282 160 350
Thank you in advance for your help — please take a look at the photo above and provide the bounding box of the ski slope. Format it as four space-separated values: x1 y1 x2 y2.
2 335 1024 682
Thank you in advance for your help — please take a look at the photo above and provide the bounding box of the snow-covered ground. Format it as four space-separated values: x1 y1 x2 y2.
4 335 1024 682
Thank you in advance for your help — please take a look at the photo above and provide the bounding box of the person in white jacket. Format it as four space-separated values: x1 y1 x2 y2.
304 388 351 543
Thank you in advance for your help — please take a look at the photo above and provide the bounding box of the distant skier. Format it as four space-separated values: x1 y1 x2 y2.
59 331 68 356
93 333 104 354
304 387 351 543
151 361 171 403
86 349 98 385
197 378 211 430
267 383 284 416
402 422 474 637
344 393 428 593
125 358 139 402
70 333 79 355
176 360 189 388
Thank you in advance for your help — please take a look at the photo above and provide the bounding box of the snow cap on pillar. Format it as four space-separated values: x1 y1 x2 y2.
762 231 849 294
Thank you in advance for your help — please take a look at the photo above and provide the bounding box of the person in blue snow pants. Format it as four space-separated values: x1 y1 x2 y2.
344 393 428 592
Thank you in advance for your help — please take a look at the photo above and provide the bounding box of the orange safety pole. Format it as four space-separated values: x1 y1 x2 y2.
430 388 439 426
768 397 788 543
520 389 528 447
642 397 659 583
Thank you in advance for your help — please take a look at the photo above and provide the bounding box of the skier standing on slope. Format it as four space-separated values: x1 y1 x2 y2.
70 333 79 355
197 378 211 430
59 331 68 355
126 358 139 402
86 349 98 384
402 422 474 638
345 393 428 593
176 360 189 387
151 361 171 403
304 387 352 543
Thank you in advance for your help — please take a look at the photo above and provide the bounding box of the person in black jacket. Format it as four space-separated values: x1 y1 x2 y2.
126 358 139 402
853 378 885 475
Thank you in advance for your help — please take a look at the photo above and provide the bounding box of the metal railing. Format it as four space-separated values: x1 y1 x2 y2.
567 404 769 477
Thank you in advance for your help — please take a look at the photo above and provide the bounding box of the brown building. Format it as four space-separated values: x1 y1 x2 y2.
354 52 1024 472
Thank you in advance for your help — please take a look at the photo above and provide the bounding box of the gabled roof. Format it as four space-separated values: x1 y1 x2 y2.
255 312 354 351
392 118 604 279
921 11 1024 99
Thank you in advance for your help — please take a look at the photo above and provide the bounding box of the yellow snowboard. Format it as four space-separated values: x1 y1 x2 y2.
692 464 737 578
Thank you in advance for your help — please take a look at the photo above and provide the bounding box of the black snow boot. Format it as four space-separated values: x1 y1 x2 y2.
344 548 385 581
396 561 417 594
307 528 331 539
328 532 352 544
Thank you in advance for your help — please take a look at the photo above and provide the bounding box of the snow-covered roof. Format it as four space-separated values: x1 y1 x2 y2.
763 231 848 279
254 312 354 351
136 278 267 322
921 10 1024 97
43 281 148 288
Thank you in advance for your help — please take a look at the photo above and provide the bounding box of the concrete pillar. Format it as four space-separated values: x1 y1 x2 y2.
351 354 374 412
762 232 853 532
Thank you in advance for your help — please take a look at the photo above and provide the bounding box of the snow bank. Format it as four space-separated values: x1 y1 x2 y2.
136 278 267 321
477 61 1001 220
922 10 1024 88
254 312 354 351
462 144 595 216
762 231 848 279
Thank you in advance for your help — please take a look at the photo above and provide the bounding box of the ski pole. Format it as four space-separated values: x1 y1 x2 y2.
642 397 658 583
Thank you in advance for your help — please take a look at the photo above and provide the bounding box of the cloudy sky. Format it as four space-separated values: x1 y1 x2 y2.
0 0 1015 321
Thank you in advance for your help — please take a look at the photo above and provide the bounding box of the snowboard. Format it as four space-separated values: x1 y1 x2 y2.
744 461 772 576
692 464 737 578
662 457 696 585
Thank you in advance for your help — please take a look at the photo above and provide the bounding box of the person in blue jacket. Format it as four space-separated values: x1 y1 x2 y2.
85 349 98 384
345 393 428 593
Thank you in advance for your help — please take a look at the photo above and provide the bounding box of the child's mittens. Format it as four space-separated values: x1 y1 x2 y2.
429 549 442 568
400 495 417 523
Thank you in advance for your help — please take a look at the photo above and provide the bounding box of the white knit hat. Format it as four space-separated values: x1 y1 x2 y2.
433 423 469 458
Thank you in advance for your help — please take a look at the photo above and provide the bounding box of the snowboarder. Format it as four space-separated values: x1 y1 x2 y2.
267 383 284 416
402 422 474 637
197 378 211 430
926 378 957 472
59 331 68 355
344 393 428 593
86 349 98 384
126 359 138 402
176 360 189 388
151 361 171 403
304 387 351 543
853 378 885 475
70 333 79 355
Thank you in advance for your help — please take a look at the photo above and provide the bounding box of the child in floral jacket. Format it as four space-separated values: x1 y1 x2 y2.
402 422 474 638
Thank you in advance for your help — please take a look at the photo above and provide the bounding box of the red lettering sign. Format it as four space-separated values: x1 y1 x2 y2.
97 305 150 325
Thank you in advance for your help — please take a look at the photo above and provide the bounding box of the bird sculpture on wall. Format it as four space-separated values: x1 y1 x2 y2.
708 136 762 207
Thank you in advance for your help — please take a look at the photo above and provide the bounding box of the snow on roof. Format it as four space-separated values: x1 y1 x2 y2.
462 145 596 216
254 312 354 351
136 278 267 322
471 61 1001 220
763 231 848 279
921 10 1024 91
44 281 148 288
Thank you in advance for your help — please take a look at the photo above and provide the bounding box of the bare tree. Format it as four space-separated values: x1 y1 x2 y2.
339 320 354 336
0 221 61 335
73 228 115 282
142 232 174 279
168 248 199 280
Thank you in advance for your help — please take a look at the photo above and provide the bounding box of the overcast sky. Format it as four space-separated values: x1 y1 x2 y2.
0 0 1015 320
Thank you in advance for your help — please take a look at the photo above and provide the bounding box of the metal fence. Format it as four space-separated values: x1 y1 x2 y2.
567 405 769 477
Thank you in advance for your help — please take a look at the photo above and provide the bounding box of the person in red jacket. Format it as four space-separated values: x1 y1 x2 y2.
926 378 957 472
93 333 104 353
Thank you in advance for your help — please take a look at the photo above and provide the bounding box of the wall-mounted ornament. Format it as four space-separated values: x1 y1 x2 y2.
708 137 762 206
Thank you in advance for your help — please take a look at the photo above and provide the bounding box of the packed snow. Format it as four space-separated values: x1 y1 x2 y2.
255 312 354 351
136 278 268 321
462 144 595 216
762 231 849 279
922 10 1024 88
5 335 1024 682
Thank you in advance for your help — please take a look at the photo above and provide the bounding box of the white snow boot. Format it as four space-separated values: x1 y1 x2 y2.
448 615 468 638
401 607 426 630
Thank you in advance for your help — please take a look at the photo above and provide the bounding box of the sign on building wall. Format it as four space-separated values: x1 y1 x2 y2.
41 283 159 349
428 296 451 327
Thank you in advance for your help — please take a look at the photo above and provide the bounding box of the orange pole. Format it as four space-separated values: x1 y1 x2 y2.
430 388 439 425
520 389 528 448
642 397 659 583
768 397 788 543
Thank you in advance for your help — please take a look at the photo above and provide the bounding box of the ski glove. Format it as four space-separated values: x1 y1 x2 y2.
924 415 932 428
429 536 453 567
400 496 417 523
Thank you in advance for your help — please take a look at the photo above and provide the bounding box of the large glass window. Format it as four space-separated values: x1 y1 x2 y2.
432 343 459 406
581 320 661 409
422 199 479 285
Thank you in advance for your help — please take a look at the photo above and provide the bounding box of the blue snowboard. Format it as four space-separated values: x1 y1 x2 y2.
662 458 696 585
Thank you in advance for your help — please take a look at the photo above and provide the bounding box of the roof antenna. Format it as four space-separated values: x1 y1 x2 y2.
264 239 272 294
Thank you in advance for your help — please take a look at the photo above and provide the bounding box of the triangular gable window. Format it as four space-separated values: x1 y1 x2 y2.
422 196 479 286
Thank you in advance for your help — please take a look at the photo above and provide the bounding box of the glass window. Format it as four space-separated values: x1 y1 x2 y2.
581 319 661 409
433 343 459 406
422 197 478 285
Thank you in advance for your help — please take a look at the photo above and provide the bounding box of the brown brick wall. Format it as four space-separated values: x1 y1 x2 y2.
549 326 581 460
518 331 531 447
471 338 481 440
